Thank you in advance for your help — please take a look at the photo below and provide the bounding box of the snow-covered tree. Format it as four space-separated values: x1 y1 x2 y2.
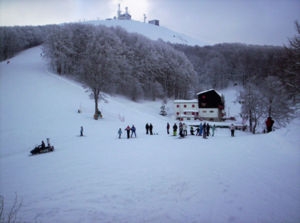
239 83 267 134
79 26 122 118
284 21 300 105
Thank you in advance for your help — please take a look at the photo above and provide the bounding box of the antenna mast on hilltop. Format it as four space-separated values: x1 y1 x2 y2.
117 3 121 18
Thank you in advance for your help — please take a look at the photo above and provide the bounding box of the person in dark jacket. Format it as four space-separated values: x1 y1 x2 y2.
230 124 235 137
41 140 45 149
145 123 149 134
125 125 131 139
203 123 207 139
173 123 178 136
206 124 210 137
80 126 84 136
167 122 170 134
149 123 153 135
190 126 194 135
131 125 136 138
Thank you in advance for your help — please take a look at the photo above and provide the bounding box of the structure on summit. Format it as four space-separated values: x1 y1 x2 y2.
113 3 159 26
117 4 131 20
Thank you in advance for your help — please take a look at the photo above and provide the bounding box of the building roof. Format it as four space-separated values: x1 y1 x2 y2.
196 89 222 97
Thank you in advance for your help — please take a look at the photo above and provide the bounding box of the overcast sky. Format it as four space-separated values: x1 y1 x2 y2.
0 0 299 46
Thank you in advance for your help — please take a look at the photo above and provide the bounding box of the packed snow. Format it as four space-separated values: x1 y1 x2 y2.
0 47 300 223
86 19 206 46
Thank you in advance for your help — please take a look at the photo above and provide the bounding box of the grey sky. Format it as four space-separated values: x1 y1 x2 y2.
0 0 299 46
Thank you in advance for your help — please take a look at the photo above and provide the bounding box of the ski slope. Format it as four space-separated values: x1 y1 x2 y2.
0 47 300 223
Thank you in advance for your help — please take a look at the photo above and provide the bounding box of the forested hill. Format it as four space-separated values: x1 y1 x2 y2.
0 19 204 62
1 21 299 131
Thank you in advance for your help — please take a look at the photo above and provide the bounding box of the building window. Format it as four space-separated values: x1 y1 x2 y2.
177 105 180 108
184 104 187 108
176 112 179 115
184 112 186 115
192 104 195 108
210 110 214 113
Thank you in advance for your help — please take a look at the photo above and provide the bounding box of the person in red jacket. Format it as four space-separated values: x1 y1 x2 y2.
125 125 131 139
265 117 274 133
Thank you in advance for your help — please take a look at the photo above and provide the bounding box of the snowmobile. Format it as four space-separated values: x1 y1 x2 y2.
30 144 54 155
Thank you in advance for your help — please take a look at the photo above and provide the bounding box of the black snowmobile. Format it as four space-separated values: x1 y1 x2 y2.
30 139 54 155
30 145 54 155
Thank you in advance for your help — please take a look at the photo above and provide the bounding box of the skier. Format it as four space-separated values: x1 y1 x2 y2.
149 123 153 135
173 123 178 136
230 124 235 137
265 117 274 133
145 123 149 134
183 123 187 136
179 122 184 137
80 126 84 136
206 124 210 137
125 125 131 139
195 126 200 136
199 123 203 136
131 125 136 138
167 122 170 134
190 126 194 135
212 124 216 136
118 128 122 139
202 123 207 139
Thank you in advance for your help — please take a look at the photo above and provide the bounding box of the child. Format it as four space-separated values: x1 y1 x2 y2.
118 128 122 139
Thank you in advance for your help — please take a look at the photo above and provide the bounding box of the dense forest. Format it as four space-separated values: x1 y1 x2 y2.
0 21 299 132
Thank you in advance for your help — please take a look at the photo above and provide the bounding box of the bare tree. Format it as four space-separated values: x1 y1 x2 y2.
284 21 300 104
239 83 267 134
0 194 23 223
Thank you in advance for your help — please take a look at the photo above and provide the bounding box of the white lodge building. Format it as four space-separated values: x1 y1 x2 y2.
174 89 225 121
174 99 199 121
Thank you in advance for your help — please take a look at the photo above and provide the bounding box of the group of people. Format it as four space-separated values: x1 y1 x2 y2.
170 122 217 138
117 123 156 139
82 116 275 140
145 123 154 135
118 125 137 139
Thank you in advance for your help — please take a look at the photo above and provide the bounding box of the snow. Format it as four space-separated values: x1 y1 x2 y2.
85 19 206 46
1 47 300 223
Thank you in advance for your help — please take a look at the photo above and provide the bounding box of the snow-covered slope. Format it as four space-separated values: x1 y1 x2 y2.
86 19 206 46
0 47 300 223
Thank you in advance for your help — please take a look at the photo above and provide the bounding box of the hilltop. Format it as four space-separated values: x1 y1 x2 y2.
86 19 206 46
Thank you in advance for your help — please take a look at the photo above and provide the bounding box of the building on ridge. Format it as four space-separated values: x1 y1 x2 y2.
117 4 131 20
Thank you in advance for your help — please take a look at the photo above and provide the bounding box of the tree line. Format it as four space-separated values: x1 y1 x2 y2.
0 22 299 131
41 23 197 114
0 25 48 61
173 22 299 132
